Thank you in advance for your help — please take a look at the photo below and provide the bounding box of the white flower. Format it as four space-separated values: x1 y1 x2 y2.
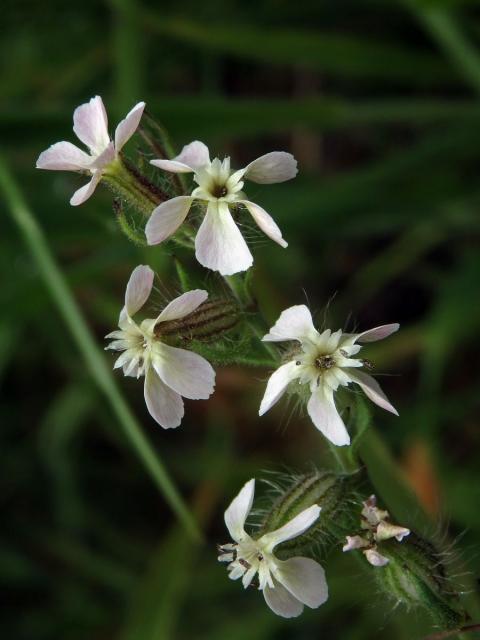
342 495 410 567
259 305 400 446
218 478 328 618
36 96 145 206
105 265 215 429
145 141 297 275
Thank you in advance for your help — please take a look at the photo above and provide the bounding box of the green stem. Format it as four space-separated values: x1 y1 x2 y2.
0 156 202 542
408 3 480 97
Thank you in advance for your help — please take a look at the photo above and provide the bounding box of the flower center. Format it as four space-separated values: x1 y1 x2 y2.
211 183 229 199
315 354 336 370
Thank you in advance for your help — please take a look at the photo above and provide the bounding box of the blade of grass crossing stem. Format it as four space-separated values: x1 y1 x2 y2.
0 155 202 542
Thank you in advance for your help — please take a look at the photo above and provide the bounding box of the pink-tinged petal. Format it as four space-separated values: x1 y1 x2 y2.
239 200 288 248
155 289 208 323
124 265 154 317
356 323 400 343
90 141 115 169
144 368 184 429
307 387 350 446
73 96 110 154
364 549 389 567
261 505 320 551
275 557 328 609
263 582 304 618
263 305 319 343
195 201 253 275
151 140 210 173
36 141 92 171
224 478 255 543
69 172 102 206
343 535 369 552
376 522 410 542
114 101 145 152
152 343 215 400
348 370 398 416
244 151 298 184
145 196 193 244
259 361 299 416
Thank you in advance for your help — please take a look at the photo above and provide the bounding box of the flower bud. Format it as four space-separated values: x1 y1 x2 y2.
377 533 465 630
154 299 239 343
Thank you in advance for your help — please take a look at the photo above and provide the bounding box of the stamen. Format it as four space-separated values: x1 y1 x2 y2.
315 355 336 370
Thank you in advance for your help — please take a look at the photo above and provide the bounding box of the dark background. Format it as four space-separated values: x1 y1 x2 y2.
2 0 480 638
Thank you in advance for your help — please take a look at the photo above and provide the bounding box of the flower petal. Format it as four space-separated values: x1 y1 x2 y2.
195 201 253 275
144 368 184 429
90 141 115 169
348 370 398 416
244 152 298 184
69 172 102 206
73 96 110 155
343 535 369 552
151 140 210 173
259 361 299 416
155 289 208 323
261 505 320 551
376 522 410 542
153 343 215 400
224 478 255 543
364 549 389 567
36 141 92 171
263 582 304 618
356 323 400 343
307 386 350 446
275 557 328 609
263 305 319 343
145 196 193 245
239 200 288 248
114 101 145 152
124 265 154 317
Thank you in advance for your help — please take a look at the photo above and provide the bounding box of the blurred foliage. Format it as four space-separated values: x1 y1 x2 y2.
1 0 480 638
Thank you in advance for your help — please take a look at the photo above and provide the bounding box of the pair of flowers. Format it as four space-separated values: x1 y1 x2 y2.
36 96 295 276
105 264 398 444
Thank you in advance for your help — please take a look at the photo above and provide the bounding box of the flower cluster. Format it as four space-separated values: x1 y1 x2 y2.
342 495 410 566
37 96 433 624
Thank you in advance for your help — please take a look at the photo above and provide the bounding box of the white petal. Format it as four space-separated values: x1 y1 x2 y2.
239 200 288 248
153 343 215 400
125 265 154 316
348 370 398 416
364 549 389 567
114 101 145 152
224 478 255 543
73 96 110 154
151 140 210 173
263 582 304 618
69 172 102 206
145 196 193 245
307 387 350 446
144 368 184 429
259 361 299 416
155 289 208 323
263 305 319 343
261 505 320 551
195 201 253 276
343 535 369 552
36 141 92 171
244 152 298 184
356 323 400 343
90 141 115 169
275 557 328 609
174 140 210 170
376 522 410 542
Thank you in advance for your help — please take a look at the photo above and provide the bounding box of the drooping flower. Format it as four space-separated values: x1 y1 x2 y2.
343 495 410 566
36 96 145 206
259 305 399 446
218 478 328 618
105 265 215 428
146 141 297 275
